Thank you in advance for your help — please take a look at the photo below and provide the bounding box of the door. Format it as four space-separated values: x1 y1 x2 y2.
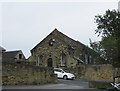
47 58 53 67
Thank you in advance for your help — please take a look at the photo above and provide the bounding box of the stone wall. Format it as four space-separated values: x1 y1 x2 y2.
87 65 120 89
84 64 113 81
64 64 119 82
2 62 57 85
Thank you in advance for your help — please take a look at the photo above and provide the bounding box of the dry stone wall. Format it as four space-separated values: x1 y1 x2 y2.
64 64 119 82
2 62 57 85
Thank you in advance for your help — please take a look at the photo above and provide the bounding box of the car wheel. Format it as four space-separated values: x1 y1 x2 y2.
63 75 67 80
71 77 75 80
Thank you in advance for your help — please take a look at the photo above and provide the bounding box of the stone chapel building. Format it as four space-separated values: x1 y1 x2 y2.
29 29 104 68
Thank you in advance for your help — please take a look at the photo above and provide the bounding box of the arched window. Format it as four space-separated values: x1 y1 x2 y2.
85 54 88 64
85 53 91 64
47 58 53 67
36 55 43 66
60 52 66 66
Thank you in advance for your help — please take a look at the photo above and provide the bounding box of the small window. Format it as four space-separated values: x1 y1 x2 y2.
39 55 43 65
19 54 22 59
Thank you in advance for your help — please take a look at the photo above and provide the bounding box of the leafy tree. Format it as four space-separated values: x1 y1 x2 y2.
90 10 120 67
89 39 106 61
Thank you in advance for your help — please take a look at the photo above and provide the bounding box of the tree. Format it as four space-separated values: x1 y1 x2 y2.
89 39 106 61
90 10 120 67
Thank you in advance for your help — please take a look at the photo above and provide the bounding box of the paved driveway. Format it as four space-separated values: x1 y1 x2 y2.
2 79 89 89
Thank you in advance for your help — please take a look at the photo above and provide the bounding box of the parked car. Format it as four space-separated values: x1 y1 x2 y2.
54 68 75 80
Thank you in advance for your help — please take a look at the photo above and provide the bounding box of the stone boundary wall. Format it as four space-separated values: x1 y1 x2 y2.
64 64 120 82
2 62 57 85
84 64 114 81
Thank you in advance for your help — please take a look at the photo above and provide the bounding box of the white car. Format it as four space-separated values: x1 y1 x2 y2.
54 68 75 80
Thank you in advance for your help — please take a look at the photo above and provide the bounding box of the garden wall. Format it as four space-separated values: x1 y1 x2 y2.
2 62 57 85
64 64 119 82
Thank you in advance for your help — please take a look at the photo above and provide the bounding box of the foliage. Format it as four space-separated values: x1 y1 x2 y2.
95 10 120 38
89 81 112 89
90 10 120 67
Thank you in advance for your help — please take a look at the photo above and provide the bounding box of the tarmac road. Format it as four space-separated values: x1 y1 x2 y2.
2 79 107 91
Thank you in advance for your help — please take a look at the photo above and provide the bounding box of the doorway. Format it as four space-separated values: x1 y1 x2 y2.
47 58 53 67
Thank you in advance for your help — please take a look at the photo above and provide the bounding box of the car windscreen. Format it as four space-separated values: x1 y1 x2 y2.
54 69 62 72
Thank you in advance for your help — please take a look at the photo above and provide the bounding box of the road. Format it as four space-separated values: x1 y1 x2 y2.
2 79 107 90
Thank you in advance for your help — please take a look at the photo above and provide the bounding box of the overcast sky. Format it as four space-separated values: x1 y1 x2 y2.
1 1 119 58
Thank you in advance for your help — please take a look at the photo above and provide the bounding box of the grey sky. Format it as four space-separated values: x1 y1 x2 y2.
1 1 118 58
118 1 120 11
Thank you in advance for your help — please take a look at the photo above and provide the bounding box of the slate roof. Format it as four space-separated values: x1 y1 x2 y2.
2 50 21 62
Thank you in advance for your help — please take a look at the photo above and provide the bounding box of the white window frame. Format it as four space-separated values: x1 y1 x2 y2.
36 55 43 66
60 53 66 66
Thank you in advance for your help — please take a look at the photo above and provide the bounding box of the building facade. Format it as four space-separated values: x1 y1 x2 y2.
30 29 104 68
2 50 26 62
